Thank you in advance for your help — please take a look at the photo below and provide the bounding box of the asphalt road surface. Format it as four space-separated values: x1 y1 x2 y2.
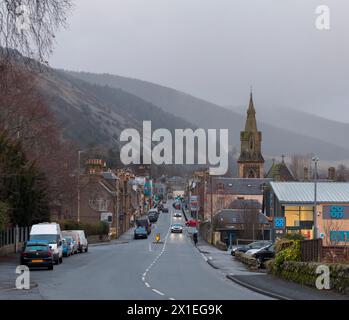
0 202 270 300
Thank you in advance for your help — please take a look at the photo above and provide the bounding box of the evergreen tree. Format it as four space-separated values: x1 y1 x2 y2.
0 131 50 226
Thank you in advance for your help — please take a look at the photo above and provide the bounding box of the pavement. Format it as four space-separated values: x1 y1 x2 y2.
0 201 271 300
195 232 349 300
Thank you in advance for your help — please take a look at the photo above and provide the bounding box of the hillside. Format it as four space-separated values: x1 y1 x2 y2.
66 71 349 161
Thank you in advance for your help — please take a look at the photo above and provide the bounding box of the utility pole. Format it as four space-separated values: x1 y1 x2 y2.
312 156 319 239
77 150 85 224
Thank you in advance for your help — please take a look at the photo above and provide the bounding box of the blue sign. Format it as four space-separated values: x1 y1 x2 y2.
274 217 285 229
323 206 349 220
330 231 349 242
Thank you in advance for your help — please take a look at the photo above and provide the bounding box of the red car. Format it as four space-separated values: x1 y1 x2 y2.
185 219 198 227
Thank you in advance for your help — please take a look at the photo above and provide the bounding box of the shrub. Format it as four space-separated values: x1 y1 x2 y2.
274 240 301 273
61 220 109 236
284 233 305 241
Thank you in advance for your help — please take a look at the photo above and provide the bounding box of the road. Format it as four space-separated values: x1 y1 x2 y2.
0 202 270 300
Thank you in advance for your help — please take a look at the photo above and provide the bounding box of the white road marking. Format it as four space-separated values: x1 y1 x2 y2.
142 277 145 281
152 289 165 296
149 242 152 252
145 282 150 288
169 297 176 300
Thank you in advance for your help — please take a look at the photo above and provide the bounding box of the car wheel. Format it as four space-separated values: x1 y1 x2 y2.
256 257 263 268
85 246 88 252
59 256 63 264
48 265 54 270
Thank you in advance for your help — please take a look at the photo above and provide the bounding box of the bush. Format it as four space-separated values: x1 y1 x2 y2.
284 233 306 241
60 220 109 236
235 251 258 268
274 240 301 273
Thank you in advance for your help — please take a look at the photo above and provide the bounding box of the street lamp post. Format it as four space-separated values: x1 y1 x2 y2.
312 156 319 239
77 150 87 224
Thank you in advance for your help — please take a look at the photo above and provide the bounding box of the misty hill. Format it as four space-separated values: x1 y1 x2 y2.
66 71 349 161
36 69 196 150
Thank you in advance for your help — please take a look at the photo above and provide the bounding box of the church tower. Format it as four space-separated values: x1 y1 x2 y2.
237 92 264 178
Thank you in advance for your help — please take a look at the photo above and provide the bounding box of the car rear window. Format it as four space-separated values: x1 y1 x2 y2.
25 245 48 252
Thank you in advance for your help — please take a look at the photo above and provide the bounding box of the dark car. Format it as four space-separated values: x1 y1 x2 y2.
231 241 272 256
134 226 148 239
253 244 275 268
136 219 151 235
148 213 158 223
162 207 169 213
20 241 54 270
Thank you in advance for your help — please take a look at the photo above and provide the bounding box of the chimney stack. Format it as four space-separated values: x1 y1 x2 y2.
328 167 336 180
304 167 309 181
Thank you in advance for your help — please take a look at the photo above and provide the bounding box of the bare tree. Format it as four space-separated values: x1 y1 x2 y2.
0 0 72 65
336 164 349 182
289 153 313 180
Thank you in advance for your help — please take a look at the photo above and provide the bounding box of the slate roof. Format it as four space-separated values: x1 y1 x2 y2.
207 178 271 195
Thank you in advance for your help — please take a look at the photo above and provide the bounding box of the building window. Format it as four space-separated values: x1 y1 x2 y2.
284 205 314 239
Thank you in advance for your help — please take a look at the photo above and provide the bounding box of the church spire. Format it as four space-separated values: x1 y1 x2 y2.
245 90 258 132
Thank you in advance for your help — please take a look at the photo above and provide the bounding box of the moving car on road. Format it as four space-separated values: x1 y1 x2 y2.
20 241 54 270
148 212 158 223
162 206 169 213
231 240 272 256
134 226 148 239
171 224 183 233
29 222 63 265
173 211 182 218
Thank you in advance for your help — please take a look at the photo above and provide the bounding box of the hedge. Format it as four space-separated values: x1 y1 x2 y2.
268 260 349 294
235 251 257 268
60 220 109 236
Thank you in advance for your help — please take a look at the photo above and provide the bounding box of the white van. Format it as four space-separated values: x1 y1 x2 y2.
70 230 88 253
30 223 63 264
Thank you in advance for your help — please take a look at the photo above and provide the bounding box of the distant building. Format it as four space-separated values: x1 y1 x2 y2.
237 93 265 178
266 157 296 181
203 177 271 222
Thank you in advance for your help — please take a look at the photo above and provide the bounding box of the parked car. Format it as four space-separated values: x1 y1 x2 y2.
136 218 151 235
61 232 79 254
134 226 148 239
231 241 272 256
171 224 183 233
62 238 72 257
173 202 181 210
173 211 182 218
185 219 198 227
252 244 276 268
20 240 54 270
70 230 88 253
29 222 63 265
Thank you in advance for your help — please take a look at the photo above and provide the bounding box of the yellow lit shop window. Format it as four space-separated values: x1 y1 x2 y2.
300 210 313 221
285 211 299 227
284 206 300 211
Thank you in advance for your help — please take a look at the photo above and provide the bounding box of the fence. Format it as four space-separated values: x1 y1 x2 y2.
300 238 323 262
0 226 30 254
322 246 349 263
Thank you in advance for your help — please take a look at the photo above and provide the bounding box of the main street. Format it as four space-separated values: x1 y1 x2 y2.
0 202 270 300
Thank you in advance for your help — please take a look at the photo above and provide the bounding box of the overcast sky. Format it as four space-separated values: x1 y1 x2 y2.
50 0 349 123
